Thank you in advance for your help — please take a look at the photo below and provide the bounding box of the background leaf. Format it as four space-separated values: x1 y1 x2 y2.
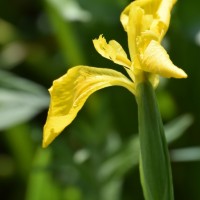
0 70 48 130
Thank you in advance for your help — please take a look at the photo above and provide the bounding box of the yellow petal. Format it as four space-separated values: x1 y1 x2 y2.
121 0 177 46
141 40 187 78
43 66 135 147
150 0 177 41
120 1 154 61
93 35 131 68
126 5 144 61
157 0 177 29
120 2 131 32
120 0 158 32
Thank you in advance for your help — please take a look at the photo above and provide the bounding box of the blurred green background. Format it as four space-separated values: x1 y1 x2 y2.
0 0 200 199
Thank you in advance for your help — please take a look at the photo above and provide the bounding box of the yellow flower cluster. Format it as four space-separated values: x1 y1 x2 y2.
43 0 187 148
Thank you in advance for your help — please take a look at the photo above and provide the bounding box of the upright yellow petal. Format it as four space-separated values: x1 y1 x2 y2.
93 35 131 68
121 0 177 49
150 0 177 41
120 0 159 32
141 40 187 78
157 0 177 29
126 5 144 61
43 66 135 147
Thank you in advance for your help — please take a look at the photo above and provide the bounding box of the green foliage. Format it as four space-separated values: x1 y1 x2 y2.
0 70 48 130
137 81 173 200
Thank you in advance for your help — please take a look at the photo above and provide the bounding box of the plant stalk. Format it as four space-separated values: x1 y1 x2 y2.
136 80 174 200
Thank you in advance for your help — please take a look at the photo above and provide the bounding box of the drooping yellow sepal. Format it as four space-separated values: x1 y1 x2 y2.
43 66 135 147
141 40 187 78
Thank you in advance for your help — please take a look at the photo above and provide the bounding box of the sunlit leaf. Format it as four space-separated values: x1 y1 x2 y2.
46 0 91 22
26 148 60 200
171 147 200 162
0 70 48 130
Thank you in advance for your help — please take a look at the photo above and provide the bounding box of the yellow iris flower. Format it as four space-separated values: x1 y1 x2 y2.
43 0 187 148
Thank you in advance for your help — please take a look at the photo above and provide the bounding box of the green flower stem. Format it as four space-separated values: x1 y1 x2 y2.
136 80 174 200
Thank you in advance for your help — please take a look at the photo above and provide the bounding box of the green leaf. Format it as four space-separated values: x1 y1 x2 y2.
165 114 193 143
100 180 122 200
136 81 174 200
98 135 139 183
0 70 48 130
98 114 192 183
46 0 91 22
44 0 86 66
4 124 34 179
26 148 60 200
171 147 200 162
